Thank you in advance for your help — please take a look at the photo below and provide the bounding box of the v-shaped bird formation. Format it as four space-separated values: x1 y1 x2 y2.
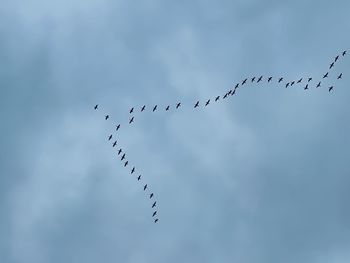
94 50 346 223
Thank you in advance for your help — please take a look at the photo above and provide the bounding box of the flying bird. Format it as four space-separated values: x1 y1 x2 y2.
121 153 126 161
153 105 157 112
268 77 272 82
205 99 210 106
150 193 154 199
251 77 256 82
215 96 220 102
124 161 128 167
323 72 329 78
304 84 309 90
129 107 134 114
166 105 170 111
141 105 146 112
235 83 239 89
105 115 109 120
290 81 295 86
152 201 156 208
108 135 113 141
129 117 134 124
232 89 236 95
316 82 321 88
257 76 263 82
118 149 122 155
285 82 290 88
328 86 334 92
131 167 135 174
242 78 247 85
116 124 121 131
308 77 312 82
337 73 342 79
278 77 283 83
176 102 181 109
112 141 117 147
154 219 158 223
143 184 147 191
94 104 98 110
228 90 233 95
194 101 199 108
342 50 347 56
137 175 141 181
335 55 339 62
152 211 157 217
330 62 335 69
297 78 302 83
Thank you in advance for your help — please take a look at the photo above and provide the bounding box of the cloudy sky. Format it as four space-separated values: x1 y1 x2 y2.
1 0 350 262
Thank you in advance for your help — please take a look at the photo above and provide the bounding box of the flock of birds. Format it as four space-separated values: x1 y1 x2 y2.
94 50 346 223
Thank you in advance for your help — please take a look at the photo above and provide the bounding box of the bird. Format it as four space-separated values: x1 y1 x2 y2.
323 72 329 78
143 184 147 191
129 107 134 114
153 105 157 112
297 78 303 83
290 81 295 86
251 77 256 82
330 62 335 69
137 175 141 181
94 104 98 110
228 90 233 95
124 161 128 167
129 117 134 124
131 167 135 174
285 82 290 88
232 89 236 95
342 50 347 56
304 84 309 90
328 86 334 92
121 153 126 161
242 78 247 85
215 96 220 102
152 211 157 217
105 115 109 120
118 149 122 155
316 82 321 88
308 77 312 82
235 83 239 89
257 76 263 82
116 124 121 131
335 55 339 62
194 101 199 108
278 77 283 83
337 73 342 79
152 201 156 208
141 105 146 112
150 193 154 199
205 99 210 106
154 219 158 223
176 102 181 109
166 105 170 111
268 77 272 82
112 141 117 147
223 93 228 99
108 135 113 141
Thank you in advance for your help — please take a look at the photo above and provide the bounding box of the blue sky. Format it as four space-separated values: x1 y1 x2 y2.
1 0 350 262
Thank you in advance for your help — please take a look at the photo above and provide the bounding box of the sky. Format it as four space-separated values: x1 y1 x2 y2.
1 0 350 262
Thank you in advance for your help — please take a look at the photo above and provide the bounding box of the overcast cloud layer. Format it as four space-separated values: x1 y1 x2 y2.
1 0 350 262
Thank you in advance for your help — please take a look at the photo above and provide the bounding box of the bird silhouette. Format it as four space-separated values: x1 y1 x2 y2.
153 105 157 112
285 82 290 88
154 219 158 223
297 78 302 83
323 72 329 78
205 99 210 106
152 211 157 217
337 73 342 79
251 77 256 82
137 175 141 181
112 141 117 147
335 55 339 62
131 167 135 174
150 193 154 199
257 76 263 82
108 135 113 141
308 77 312 82
129 117 134 124
116 124 121 131
94 104 98 110
342 50 347 56
129 107 134 114
124 161 128 167
141 105 146 112
121 153 126 161
228 89 233 95
166 105 170 111
215 96 220 102
304 84 309 90
242 78 247 85
328 86 334 92
118 149 122 155
268 77 272 82
176 102 181 109
194 101 199 108
278 77 283 83
143 184 147 191
223 93 228 99
290 81 295 86
152 201 156 208
235 83 239 89
316 82 321 88
330 62 335 69
105 115 109 120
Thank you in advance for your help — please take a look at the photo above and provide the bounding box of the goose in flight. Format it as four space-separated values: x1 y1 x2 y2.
152 201 156 208
141 105 146 112
129 107 134 114
297 78 302 83
278 77 283 83
137 175 141 181
242 78 247 85
316 82 321 88
342 50 347 56
328 86 334 92
105 115 109 120
124 161 128 167
285 82 290 88
153 105 157 112
335 55 339 62
290 81 295 86
323 72 329 78
118 149 122 155
121 153 126 161
108 135 113 141
143 184 148 191
257 76 263 83
116 124 121 131
194 101 199 108
176 102 181 109
150 193 154 199
205 99 210 106
152 211 157 217
154 219 158 223
112 141 117 147
215 96 220 102
166 105 170 111
235 83 239 89
304 84 309 90
268 77 272 82
94 104 98 110
129 117 134 124
131 167 135 174
337 73 342 79
251 77 256 82
308 77 312 82
330 62 335 69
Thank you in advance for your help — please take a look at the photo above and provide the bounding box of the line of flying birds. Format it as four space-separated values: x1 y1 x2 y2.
94 50 346 223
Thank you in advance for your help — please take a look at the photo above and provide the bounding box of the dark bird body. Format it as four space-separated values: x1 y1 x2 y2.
121 153 126 161
116 124 121 131
304 84 309 90
297 78 302 83
152 201 156 208
329 86 334 92
166 106 170 111
141 105 146 112
154 219 158 223
137 175 141 181
205 99 210 106
194 101 199 108
153 105 157 112
308 77 312 82
337 73 342 79
251 77 256 82
143 184 147 191
278 77 283 83
129 117 134 124
118 149 122 155
215 96 220 102
124 161 128 167
129 107 134 114
108 135 113 141
94 104 98 110
257 76 263 83
316 82 321 88
150 193 154 199
176 102 181 109
112 141 117 147
268 77 272 82
152 211 157 217
105 115 109 120
323 72 329 78
131 167 135 174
